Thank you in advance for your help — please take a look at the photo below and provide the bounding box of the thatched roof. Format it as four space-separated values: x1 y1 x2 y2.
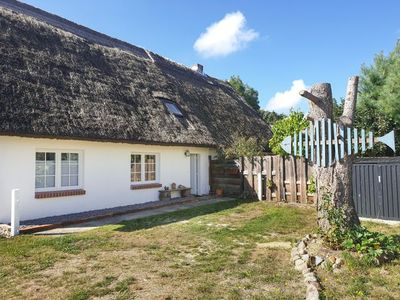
0 0 271 147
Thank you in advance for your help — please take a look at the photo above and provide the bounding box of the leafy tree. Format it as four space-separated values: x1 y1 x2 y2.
268 111 308 155
356 41 400 155
224 136 264 159
259 109 285 126
228 75 260 110
332 98 344 121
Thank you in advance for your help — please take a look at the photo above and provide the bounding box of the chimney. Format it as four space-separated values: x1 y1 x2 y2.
191 63 204 74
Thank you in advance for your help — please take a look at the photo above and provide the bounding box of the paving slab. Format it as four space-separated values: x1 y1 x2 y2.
34 197 235 235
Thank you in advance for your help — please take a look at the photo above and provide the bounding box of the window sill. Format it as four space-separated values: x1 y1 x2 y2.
35 189 86 199
130 183 162 190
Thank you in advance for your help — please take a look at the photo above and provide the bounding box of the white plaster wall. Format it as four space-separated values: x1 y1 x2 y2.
0 136 213 223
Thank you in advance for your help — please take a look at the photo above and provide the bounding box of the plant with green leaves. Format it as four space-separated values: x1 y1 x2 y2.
224 136 264 159
307 176 316 194
356 40 400 155
321 192 400 265
227 75 260 111
269 110 308 156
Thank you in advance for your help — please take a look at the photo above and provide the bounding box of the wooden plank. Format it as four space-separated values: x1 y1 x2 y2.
315 120 320 166
347 127 352 155
354 128 358 154
298 131 302 157
305 127 309 160
368 131 374 149
299 157 307 203
333 123 339 162
327 118 332 166
340 125 345 159
251 158 255 190
280 156 286 202
275 156 281 202
321 118 326 167
267 156 273 201
361 129 366 153
290 156 297 202
310 121 314 163
293 133 297 156
263 157 268 201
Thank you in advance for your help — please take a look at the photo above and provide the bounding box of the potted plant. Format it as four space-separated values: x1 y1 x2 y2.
159 186 171 201
215 186 224 197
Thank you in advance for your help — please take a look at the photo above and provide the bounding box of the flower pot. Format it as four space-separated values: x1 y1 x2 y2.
215 188 224 197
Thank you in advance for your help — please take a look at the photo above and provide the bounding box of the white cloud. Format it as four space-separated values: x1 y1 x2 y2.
193 11 259 58
266 80 307 112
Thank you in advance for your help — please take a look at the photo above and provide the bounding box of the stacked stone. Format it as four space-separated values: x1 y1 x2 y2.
290 234 321 300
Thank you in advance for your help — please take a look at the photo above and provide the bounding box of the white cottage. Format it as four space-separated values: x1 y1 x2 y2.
0 0 271 223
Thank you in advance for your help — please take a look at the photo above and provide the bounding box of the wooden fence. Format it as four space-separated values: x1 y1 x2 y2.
210 155 316 204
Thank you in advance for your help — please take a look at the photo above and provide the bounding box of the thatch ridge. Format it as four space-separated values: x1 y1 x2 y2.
0 0 271 147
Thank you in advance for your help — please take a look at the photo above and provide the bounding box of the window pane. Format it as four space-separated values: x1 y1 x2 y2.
70 153 79 161
70 175 78 186
35 162 45 175
35 176 45 188
46 152 55 161
46 176 55 188
61 153 69 161
70 164 79 175
145 172 156 181
145 155 156 181
46 162 56 175
131 154 141 164
164 102 183 116
131 172 141 182
61 175 69 187
61 163 69 175
36 152 45 161
131 164 141 173
145 155 155 163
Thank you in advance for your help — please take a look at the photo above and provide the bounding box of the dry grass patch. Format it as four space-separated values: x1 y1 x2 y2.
0 200 316 299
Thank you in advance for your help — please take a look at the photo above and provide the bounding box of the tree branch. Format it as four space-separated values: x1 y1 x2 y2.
339 76 359 127
299 90 322 105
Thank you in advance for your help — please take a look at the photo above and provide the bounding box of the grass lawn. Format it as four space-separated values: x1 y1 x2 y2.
0 200 315 299
0 199 399 300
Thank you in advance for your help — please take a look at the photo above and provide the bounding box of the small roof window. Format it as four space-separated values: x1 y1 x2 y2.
162 99 183 117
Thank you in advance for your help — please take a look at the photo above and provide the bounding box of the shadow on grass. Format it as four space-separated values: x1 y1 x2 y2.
114 198 253 233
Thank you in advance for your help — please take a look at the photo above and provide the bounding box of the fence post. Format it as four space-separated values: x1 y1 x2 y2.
11 189 20 237
240 156 244 194
257 171 262 201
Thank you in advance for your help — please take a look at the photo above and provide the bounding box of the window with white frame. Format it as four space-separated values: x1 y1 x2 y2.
35 151 82 190
131 154 158 183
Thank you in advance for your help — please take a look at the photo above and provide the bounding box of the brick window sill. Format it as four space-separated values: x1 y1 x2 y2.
130 183 162 190
35 189 86 199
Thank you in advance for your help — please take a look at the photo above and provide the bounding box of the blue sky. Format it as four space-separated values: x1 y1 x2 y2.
23 0 400 114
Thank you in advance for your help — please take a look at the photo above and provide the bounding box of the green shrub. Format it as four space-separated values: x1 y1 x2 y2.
322 192 400 264
269 111 308 156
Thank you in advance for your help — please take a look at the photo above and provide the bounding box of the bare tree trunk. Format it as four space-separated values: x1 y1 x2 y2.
301 78 360 232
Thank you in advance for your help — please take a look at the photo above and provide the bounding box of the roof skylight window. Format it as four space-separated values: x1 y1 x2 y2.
162 99 183 117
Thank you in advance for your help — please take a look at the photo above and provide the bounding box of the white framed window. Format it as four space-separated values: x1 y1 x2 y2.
35 150 83 191
131 153 159 184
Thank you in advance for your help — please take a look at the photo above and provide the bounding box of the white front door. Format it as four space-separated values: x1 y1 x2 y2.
190 154 200 195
